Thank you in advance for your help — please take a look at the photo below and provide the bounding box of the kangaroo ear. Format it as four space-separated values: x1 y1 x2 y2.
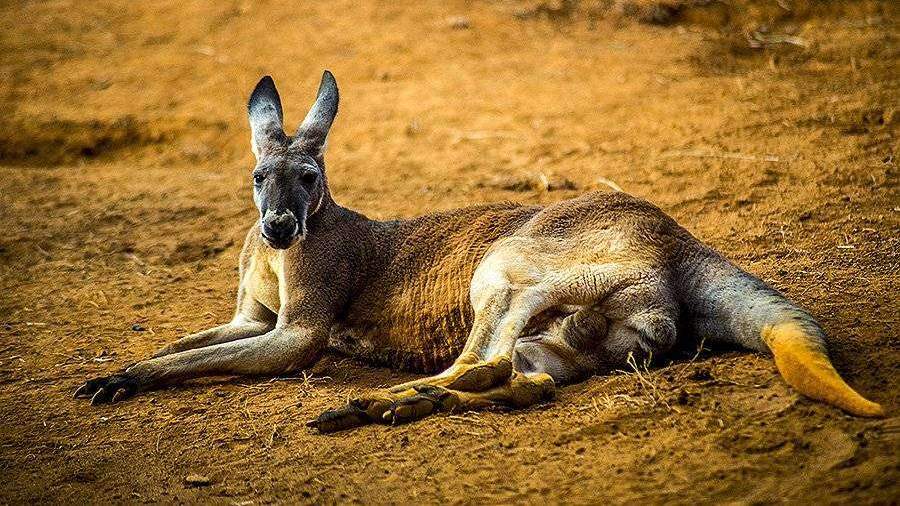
248 76 285 158
294 70 339 156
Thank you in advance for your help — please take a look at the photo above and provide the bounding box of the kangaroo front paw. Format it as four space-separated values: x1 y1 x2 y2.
308 386 459 433
307 394 395 433
74 373 140 405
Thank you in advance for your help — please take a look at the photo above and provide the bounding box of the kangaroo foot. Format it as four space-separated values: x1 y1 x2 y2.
308 372 556 433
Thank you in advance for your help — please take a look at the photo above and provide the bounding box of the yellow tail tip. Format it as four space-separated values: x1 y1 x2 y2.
763 323 885 418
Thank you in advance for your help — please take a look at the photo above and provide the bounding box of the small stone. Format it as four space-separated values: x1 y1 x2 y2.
687 368 713 382
405 119 421 137
185 474 211 487
131 324 146 332
676 389 693 405
447 15 471 30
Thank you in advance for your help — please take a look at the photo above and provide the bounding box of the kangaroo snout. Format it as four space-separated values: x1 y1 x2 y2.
261 209 299 249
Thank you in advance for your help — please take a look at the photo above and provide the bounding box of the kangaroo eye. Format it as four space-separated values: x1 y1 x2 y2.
301 171 318 185
252 173 265 186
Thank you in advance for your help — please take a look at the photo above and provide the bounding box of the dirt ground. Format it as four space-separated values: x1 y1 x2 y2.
1 0 898 504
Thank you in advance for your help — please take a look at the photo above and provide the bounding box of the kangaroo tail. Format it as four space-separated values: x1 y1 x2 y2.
675 245 884 418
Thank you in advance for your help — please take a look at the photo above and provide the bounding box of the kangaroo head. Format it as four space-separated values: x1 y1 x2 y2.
247 71 339 249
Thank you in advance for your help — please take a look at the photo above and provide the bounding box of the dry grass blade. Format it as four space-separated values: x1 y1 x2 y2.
620 352 672 411
660 149 780 163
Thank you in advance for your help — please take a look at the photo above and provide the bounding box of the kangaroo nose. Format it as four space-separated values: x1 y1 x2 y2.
262 210 298 244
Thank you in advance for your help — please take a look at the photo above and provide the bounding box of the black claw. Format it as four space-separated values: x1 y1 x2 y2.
90 388 108 406
75 377 104 399
73 383 89 399
111 388 127 403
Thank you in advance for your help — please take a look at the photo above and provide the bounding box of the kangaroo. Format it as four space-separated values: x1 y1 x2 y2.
75 71 884 432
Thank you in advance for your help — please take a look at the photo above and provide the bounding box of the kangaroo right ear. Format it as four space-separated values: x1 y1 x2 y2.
247 76 286 158
294 70 339 156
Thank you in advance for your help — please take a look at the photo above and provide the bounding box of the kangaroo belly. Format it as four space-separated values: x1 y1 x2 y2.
329 276 476 372
327 320 468 373
327 305 602 376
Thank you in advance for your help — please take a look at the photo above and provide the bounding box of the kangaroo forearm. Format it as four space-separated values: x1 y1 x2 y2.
129 327 327 387
152 319 274 358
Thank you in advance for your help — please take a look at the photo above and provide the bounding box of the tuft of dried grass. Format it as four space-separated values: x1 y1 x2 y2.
623 352 672 411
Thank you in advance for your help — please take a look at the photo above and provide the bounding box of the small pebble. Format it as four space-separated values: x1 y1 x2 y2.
447 15 471 30
185 474 211 487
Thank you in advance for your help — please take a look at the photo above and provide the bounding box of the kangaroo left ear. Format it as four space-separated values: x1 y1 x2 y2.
248 76 286 159
294 70 339 156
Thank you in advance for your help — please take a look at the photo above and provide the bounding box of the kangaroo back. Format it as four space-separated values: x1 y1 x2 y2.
675 245 884 417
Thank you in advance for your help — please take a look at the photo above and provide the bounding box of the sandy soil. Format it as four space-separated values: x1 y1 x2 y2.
1 0 898 504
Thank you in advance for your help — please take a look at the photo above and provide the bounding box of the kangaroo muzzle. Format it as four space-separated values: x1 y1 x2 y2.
261 209 300 249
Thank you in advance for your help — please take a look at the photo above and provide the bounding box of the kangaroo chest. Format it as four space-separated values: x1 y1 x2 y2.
244 253 284 315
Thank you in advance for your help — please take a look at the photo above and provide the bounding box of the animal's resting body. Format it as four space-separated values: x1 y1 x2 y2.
75 71 884 431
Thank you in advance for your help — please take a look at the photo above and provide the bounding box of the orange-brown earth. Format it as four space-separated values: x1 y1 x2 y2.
1 0 898 503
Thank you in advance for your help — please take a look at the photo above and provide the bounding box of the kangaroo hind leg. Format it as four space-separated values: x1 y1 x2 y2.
309 246 650 432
